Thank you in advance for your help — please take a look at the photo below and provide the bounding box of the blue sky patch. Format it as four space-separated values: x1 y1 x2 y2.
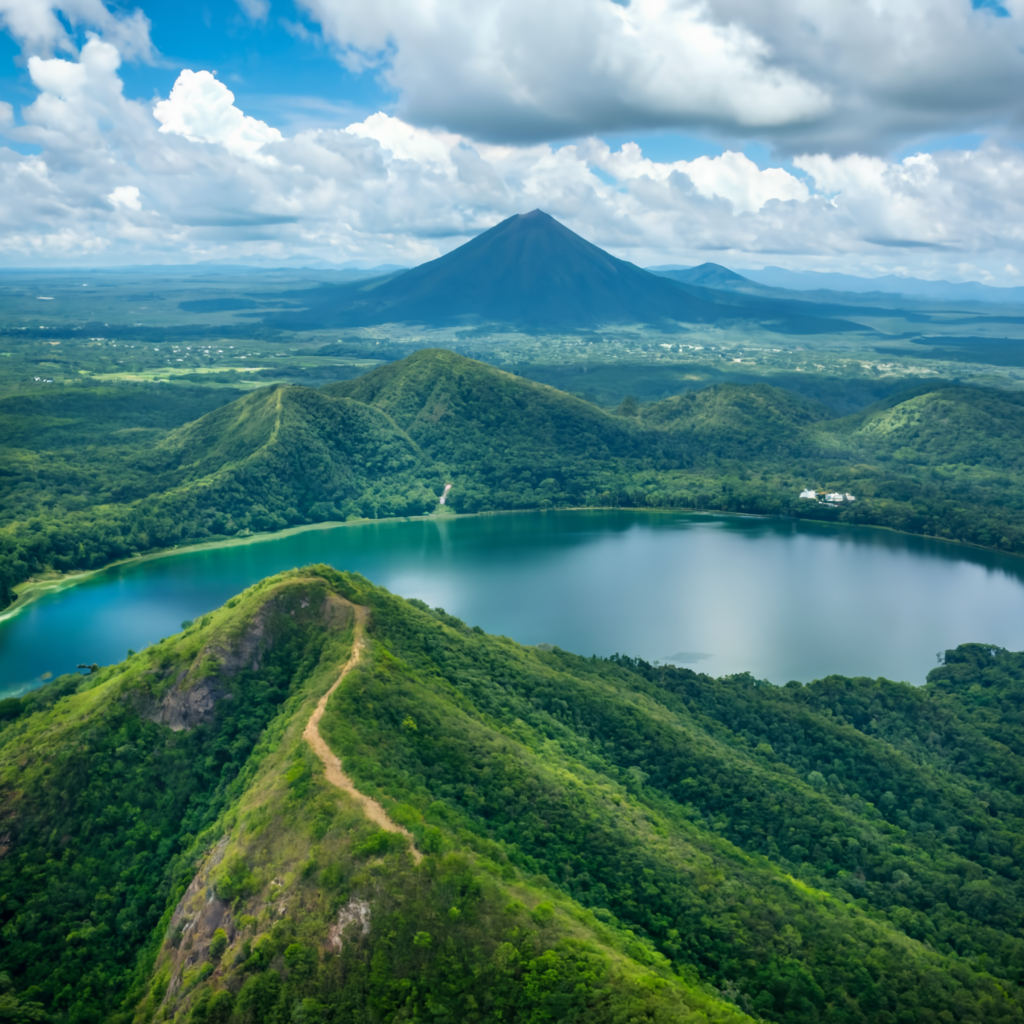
972 0 1010 16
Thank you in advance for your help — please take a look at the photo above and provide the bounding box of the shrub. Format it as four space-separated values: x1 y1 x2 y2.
284 943 317 979
209 928 228 963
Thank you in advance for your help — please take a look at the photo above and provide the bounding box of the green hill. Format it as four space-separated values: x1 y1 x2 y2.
815 384 1024 468
322 349 642 461
321 349 678 508
3 355 1024 609
4 566 1024 1023
641 383 832 459
137 384 435 524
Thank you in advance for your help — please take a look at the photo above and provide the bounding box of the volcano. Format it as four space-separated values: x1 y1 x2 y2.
275 210 724 329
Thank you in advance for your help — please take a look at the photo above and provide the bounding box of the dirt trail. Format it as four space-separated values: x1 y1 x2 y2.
303 605 422 864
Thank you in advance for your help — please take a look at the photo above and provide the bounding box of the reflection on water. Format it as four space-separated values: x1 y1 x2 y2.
3 509 1024 696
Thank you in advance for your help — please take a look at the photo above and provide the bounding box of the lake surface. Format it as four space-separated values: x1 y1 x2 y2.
4 509 1024 697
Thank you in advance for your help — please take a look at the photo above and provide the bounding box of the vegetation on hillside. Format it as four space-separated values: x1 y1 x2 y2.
3 349 1024 608
0 575 341 1022
4 566 1024 1023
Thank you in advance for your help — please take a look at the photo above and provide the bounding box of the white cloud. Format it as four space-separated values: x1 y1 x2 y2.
3 44 1024 285
590 142 809 213
154 70 284 163
295 0 1024 154
0 0 153 60
108 184 140 209
346 112 464 171
298 0 830 144
792 151 984 249
18 39 152 154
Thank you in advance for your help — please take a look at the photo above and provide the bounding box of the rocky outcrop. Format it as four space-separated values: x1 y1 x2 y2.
162 836 233 1005
327 898 371 952
148 670 230 732
145 581 355 733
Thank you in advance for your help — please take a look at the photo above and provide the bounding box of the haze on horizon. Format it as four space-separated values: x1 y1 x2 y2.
1 0 1024 285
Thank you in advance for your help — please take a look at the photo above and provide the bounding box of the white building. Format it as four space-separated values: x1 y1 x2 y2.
799 489 817 499
825 492 845 502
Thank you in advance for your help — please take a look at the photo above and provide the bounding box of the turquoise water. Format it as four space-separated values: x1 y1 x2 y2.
4 509 1024 696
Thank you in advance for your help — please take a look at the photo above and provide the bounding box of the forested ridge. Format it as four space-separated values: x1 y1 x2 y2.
4 348 1024 608
4 567 1024 1023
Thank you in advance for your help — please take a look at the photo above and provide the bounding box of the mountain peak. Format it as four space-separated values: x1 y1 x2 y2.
653 262 754 289
276 210 720 329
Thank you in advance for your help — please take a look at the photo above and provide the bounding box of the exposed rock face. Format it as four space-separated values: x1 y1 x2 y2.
149 670 229 732
327 898 371 951
162 836 232 1004
146 581 355 732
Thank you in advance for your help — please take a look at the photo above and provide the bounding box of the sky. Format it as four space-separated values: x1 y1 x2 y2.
1 0 1024 280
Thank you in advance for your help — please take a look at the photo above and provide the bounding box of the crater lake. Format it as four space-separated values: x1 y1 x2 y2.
4 509 1024 696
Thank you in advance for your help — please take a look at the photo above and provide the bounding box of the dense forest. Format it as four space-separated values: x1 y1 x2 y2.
3 348 1024 609
4 566 1024 1023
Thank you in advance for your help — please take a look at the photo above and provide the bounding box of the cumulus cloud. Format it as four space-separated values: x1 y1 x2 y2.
3 44 1024 283
295 0 1024 153
792 148 1024 253
589 142 808 213
346 113 465 172
154 70 284 162
18 39 151 155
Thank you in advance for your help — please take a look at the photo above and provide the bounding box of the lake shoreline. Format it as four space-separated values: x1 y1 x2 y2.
2 503 1010 625
5 506 1024 695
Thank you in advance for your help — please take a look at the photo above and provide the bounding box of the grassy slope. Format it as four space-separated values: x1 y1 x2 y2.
318 581 1024 1022
0 574 346 1021
0 385 245 450
0 384 245 521
5 567 1024 1023
136 385 436 523
815 385 1024 467
516 361 917 415
322 349 638 458
798 386 1024 549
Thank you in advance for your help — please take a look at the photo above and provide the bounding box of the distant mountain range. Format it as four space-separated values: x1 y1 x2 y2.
267 211 873 333
0 261 405 278
650 263 1024 305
